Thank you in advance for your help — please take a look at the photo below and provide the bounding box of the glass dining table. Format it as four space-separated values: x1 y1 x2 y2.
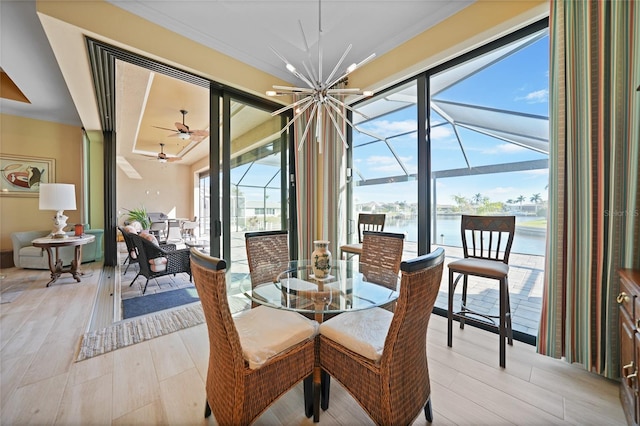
239 258 400 422
240 258 400 322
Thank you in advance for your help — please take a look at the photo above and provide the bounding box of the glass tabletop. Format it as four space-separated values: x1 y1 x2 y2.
240 259 400 315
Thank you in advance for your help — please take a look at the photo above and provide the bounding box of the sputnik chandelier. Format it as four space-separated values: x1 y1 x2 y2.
266 0 378 153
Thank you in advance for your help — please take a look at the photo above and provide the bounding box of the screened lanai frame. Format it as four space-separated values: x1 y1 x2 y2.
230 140 285 233
348 18 550 255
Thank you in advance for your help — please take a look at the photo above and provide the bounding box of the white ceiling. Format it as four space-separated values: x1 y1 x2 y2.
0 1 81 126
0 1 474 130
107 0 474 85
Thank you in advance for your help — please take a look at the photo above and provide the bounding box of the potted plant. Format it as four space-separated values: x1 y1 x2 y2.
125 206 150 230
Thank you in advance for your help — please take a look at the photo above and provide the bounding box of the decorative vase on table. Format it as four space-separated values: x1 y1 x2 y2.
312 240 332 279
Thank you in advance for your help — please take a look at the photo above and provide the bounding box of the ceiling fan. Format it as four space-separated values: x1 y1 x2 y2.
144 143 181 163
153 109 209 141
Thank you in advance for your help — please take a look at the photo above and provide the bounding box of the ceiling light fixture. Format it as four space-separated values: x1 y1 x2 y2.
267 0 378 154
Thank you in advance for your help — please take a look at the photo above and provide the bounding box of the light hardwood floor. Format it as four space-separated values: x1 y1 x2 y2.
0 262 627 425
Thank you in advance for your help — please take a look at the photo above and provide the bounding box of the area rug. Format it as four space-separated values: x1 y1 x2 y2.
122 287 200 319
76 295 249 362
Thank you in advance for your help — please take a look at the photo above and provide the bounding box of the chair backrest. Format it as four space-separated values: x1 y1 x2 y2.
460 215 515 264
356 213 385 243
381 248 445 419
189 249 246 420
150 220 168 232
182 221 198 230
245 230 290 286
360 231 405 274
118 226 138 261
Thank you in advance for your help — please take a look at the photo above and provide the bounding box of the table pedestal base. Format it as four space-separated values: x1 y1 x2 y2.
42 246 84 287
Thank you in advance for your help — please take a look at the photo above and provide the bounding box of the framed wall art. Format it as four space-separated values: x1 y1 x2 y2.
0 154 55 197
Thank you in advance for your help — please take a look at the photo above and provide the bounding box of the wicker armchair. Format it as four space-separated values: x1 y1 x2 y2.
190 248 317 425
319 248 445 425
340 213 385 259
117 226 139 275
129 233 191 294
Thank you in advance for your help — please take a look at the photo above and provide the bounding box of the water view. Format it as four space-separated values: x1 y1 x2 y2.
384 215 546 256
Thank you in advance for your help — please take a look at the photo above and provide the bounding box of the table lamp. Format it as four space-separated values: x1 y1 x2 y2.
39 183 77 238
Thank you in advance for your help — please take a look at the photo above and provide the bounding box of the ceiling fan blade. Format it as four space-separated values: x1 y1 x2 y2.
153 125 178 132
175 122 190 133
167 157 183 163
190 130 209 137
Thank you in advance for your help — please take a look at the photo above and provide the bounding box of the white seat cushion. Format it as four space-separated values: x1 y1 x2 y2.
340 243 363 255
319 307 393 362
448 258 509 278
234 305 319 369
149 257 167 272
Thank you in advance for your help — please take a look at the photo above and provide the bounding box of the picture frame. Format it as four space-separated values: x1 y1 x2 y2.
0 154 55 197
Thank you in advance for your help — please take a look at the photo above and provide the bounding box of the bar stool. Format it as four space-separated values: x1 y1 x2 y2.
340 213 385 259
447 215 516 367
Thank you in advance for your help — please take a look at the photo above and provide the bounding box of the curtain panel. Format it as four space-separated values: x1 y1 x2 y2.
293 89 347 260
539 0 640 378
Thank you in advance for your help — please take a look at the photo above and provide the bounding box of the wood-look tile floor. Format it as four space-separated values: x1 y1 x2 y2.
0 262 627 425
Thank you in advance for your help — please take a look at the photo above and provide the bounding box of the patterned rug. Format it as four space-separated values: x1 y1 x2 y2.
76 295 249 361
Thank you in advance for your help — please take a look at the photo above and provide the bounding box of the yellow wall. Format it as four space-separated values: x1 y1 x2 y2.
0 114 83 251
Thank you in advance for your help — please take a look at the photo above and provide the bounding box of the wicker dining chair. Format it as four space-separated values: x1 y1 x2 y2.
245 230 290 288
360 231 405 313
360 230 405 277
319 248 445 425
245 229 325 416
190 248 317 425
447 215 516 368
340 213 386 259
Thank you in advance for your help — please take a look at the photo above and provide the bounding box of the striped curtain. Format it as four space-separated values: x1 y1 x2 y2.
538 0 640 378
294 88 347 260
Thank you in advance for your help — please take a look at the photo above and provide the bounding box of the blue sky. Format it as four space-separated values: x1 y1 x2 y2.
352 33 549 206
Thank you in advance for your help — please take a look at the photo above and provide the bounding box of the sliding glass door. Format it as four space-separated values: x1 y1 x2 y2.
205 94 289 273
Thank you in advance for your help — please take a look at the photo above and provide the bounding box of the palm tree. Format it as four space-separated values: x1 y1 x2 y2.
472 193 483 205
530 193 542 214
530 193 542 204
516 195 526 211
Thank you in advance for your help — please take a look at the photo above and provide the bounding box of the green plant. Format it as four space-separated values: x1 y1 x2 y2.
125 206 150 230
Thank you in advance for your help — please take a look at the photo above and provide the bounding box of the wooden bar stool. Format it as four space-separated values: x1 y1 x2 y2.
340 213 385 259
447 215 515 367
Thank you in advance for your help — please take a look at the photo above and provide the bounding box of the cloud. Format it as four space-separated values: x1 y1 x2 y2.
358 154 416 174
481 143 528 154
516 89 548 104
522 169 549 177
363 119 416 136
431 125 454 139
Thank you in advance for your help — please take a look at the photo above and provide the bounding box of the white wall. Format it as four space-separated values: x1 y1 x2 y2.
116 157 192 225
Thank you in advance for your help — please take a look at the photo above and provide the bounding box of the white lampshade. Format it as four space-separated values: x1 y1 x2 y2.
39 183 77 211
